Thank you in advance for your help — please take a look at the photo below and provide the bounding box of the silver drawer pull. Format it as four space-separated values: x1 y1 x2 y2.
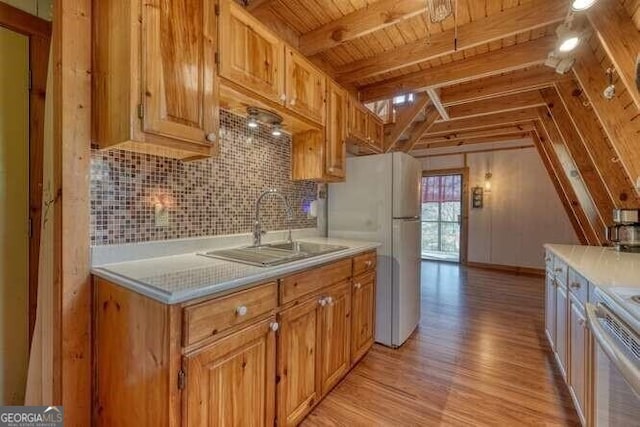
270 322 279 332
354 282 362 290
319 297 327 307
236 305 248 316
365 260 373 268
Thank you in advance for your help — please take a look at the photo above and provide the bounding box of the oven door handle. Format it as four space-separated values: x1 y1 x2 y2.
586 303 640 396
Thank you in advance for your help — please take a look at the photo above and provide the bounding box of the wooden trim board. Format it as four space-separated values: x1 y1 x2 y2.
466 261 545 277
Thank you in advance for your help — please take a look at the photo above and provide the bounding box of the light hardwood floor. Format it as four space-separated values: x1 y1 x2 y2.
303 261 580 426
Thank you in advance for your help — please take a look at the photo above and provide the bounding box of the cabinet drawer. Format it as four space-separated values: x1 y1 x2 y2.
353 251 376 277
183 282 278 347
280 259 352 305
568 268 589 306
553 257 568 286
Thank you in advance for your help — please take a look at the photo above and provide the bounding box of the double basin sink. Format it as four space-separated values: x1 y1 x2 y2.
199 241 348 267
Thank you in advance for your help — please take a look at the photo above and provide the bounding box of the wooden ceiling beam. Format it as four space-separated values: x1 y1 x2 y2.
587 0 640 110
419 123 536 145
447 91 546 120
427 108 539 135
535 110 607 244
425 88 449 121
335 0 566 84
573 44 640 194
531 129 591 245
440 67 570 106
359 36 556 102
554 79 640 206
540 88 616 227
299 0 424 56
396 108 440 153
413 132 532 150
383 93 430 152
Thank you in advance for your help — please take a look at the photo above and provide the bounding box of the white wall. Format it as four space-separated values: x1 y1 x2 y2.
421 146 579 269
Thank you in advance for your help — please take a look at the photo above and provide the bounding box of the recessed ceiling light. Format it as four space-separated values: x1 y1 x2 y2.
558 36 580 53
571 0 598 11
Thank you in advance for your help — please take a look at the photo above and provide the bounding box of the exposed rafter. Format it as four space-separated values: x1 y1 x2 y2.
360 37 556 102
383 93 430 152
427 109 539 135
417 123 536 146
440 67 570 106
398 108 440 153
334 0 566 84
573 43 640 193
425 88 449 121
587 0 640 110
447 91 545 120
413 132 532 150
299 0 424 56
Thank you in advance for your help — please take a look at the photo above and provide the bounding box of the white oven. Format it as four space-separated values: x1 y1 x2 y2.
586 301 640 426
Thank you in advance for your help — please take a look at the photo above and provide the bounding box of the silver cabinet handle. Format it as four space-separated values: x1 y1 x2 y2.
236 305 248 316
206 133 217 143
354 282 362 290
319 297 327 307
270 322 279 332
326 296 334 305
365 260 373 268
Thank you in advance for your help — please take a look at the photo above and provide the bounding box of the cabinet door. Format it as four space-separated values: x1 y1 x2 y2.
545 273 557 350
351 273 375 364
218 0 285 104
367 114 384 151
285 47 326 125
326 80 347 179
555 283 568 379
277 298 322 427
184 317 276 427
349 98 369 142
569 295 588 424
319 281 352 395
142 0 218 144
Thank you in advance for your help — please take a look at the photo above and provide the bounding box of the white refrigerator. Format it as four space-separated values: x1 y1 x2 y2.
328 152 422 348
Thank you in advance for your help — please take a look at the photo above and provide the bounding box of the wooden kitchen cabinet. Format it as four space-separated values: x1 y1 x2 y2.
93 0 219 160
277 296 322 426
325 80 347 179
285 47 326 125
319 281 352 395
218 0 285 105
351 271 376 364
348 97 369 142
183 317 277 426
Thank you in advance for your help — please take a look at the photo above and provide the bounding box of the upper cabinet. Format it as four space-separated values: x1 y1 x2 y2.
93 0 219 160
349 98 369 142
325 80 347 179
367 114 384 152
218 0 285 105
285 47 326 125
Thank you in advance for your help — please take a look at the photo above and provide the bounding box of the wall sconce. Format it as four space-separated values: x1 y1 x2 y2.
484 172 493 193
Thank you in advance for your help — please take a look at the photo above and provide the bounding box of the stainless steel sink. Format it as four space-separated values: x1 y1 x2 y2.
199 241 348 267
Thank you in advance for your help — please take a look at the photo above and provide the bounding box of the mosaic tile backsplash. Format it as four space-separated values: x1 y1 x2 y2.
90 111 318 245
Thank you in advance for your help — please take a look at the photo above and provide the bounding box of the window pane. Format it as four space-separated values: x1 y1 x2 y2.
421 222 439 252
440 222 460 253
421 202 439 221
440 201 460 222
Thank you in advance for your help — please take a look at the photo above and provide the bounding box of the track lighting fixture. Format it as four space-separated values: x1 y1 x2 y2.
556 24 581 53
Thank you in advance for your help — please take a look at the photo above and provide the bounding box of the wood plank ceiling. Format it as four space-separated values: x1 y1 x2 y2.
244 0 640 245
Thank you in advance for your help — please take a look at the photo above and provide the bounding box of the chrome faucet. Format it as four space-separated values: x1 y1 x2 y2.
253 189 294 247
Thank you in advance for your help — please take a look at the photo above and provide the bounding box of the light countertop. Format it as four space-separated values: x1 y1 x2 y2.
544 244 640 327
92 237 380 304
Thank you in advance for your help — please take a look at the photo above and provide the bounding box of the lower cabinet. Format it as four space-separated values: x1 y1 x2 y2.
545 272 557 350
319 281 352 395
555 281 568 379
351 271 376 363
568 293 588 425
184 317 277 426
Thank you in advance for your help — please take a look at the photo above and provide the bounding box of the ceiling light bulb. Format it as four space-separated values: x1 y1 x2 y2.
247 116 258 129
271 124 282 137
558 36 580 53
571 0 598 11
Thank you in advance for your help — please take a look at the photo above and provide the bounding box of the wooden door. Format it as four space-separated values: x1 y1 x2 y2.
569 295 588 424
285 47 326 125
367 114 384 151
325 80 347 179
349 98 368 142
141 0 218 144
319 281 351 396
277 297 322 427
218 0 285 104
351 273 375 364
555 283 568 379
545 273 557 350
184 317 276 427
